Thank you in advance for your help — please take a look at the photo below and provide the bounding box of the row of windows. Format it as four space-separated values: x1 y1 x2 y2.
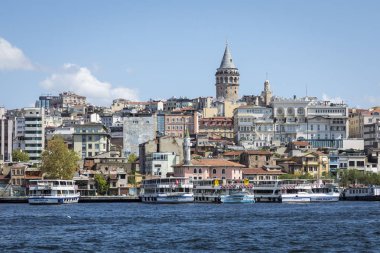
25 124 42 127
25 131 42 134
76 128 103 133
24 137 42 140
82 135 102 141
166 118 190 123
313 109 345 114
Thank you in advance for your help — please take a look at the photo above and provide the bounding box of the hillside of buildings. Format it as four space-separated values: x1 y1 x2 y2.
1 45 380 196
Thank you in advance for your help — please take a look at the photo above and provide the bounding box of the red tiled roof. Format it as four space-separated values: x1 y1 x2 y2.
175 159 245 167
243 168 285 175
200 117 233 122
292 141 310 146
244 150 272 155
223 151 243 156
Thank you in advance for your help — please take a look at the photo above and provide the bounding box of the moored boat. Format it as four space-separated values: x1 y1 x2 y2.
28 180 80 205
341 186 380 201
140 177 193 203
193 179 255 203
280 180 340 203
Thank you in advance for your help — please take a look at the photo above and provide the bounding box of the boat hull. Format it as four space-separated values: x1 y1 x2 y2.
28 195 80 205
220 194 255 204
142 193 194 204
281 193 339 203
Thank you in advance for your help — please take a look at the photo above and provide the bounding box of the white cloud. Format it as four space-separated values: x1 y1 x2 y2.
0 37 34 70
322 93 345 104
40 64 138 106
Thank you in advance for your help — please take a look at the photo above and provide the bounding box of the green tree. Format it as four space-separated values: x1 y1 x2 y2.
94 174 109 195
127 153 138 163
338 169 380 187
40 136 80 179
12 149 29 162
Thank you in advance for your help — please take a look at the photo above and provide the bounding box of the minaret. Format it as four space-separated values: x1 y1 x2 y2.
261 80 272 106
215 43 240 102
183 128 191 165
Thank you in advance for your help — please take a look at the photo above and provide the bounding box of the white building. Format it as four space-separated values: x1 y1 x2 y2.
44 115 63 128
123 112 156 156
272 96 349 148
145 152 177 177
23 107 45 162
272 96 311 143
233 105 274 148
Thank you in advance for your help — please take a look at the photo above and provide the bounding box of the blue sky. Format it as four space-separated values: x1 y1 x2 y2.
0 0 379 109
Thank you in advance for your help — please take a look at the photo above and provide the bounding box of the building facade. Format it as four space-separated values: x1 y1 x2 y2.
145 152 177 177
23 108 45 162
234 105 274 148
123 112 156 156
174 158 245 180
73 123 110 159
0 109 14 162
199 117 234 140
164 110 199 137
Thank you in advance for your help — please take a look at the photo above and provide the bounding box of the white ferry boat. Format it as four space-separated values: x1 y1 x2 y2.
28 180 80 205
341 186 380 201
140 177 193 203
193 179 255 204
280 180 340 203
251 180 282 202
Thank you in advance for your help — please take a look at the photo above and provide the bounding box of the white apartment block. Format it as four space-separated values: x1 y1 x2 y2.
234 106 274 148
272 96 310 143
23 108 45 162
145 152 177 177
307 101 348 141
272 97 349 148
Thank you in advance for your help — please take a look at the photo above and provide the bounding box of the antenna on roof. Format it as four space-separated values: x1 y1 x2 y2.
305 84 308 97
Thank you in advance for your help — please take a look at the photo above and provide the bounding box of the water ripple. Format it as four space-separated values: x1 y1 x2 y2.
1 202 380 252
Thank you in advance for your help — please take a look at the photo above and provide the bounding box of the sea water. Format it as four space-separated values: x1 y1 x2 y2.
1 202 380 252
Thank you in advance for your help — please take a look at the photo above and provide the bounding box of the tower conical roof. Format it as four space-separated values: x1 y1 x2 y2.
219 44 236 69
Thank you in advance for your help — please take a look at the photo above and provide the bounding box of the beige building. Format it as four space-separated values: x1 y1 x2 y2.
60 91 86 109
199 117 234 139
139 135 184 174
290 152 329 178
164 109 200 137
349 108 380 138
73 123 110 159
240 150 276 168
